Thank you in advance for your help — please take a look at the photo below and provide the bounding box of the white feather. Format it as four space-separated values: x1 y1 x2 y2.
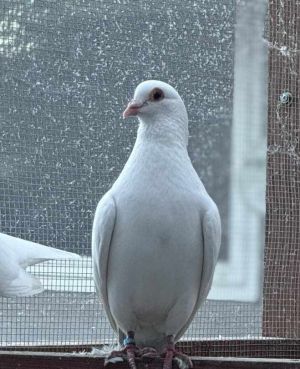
0 232 80 297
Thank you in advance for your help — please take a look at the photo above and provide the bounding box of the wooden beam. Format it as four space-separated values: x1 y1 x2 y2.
263 0 300 338
2 339 300 359
0 351 299 369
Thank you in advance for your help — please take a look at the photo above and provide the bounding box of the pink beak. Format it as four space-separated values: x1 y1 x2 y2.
123 100 143 119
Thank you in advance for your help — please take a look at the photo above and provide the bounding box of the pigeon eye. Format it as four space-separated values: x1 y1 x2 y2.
150 88 164 102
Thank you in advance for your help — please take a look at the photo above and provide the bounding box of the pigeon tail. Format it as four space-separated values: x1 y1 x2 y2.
2 269 43 297
0 233 81 267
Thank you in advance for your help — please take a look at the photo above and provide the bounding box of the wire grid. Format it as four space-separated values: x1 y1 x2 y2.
263 0 300 340
0 0 293 357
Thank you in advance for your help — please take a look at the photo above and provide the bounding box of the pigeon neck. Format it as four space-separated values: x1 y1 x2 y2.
136 116 189 148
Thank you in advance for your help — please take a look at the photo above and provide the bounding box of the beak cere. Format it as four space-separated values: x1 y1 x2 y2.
123 100 143 119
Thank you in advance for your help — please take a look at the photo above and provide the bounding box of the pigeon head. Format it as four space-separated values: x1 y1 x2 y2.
123 80 188 125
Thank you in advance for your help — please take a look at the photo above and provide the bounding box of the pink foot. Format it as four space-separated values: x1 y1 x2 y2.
162 338 193 369
105 344 139 369
105 331 158 369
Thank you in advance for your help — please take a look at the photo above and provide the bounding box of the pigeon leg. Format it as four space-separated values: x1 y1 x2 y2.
105 331 159 367
105 331 137 369
162 335 193 369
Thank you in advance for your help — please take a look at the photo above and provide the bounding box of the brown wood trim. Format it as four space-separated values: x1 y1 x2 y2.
1 339 300 359
263 0 300 338
0 351 299 369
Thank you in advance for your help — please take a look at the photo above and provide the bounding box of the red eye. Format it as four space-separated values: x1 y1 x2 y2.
150 88 164 101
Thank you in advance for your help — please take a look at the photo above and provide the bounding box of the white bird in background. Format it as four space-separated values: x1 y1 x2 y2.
0 232 80 297
92 80 221 369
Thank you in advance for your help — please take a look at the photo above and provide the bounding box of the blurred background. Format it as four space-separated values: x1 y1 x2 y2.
0 0 268 346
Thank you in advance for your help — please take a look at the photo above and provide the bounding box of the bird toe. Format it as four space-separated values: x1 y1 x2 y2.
173 354 193 369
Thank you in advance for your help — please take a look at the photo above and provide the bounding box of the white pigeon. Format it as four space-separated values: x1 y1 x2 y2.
0 232 80 297
92 80 221 369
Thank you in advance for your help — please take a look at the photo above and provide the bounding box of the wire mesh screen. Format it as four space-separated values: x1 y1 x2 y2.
263 0 300 340
0 0 296 358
